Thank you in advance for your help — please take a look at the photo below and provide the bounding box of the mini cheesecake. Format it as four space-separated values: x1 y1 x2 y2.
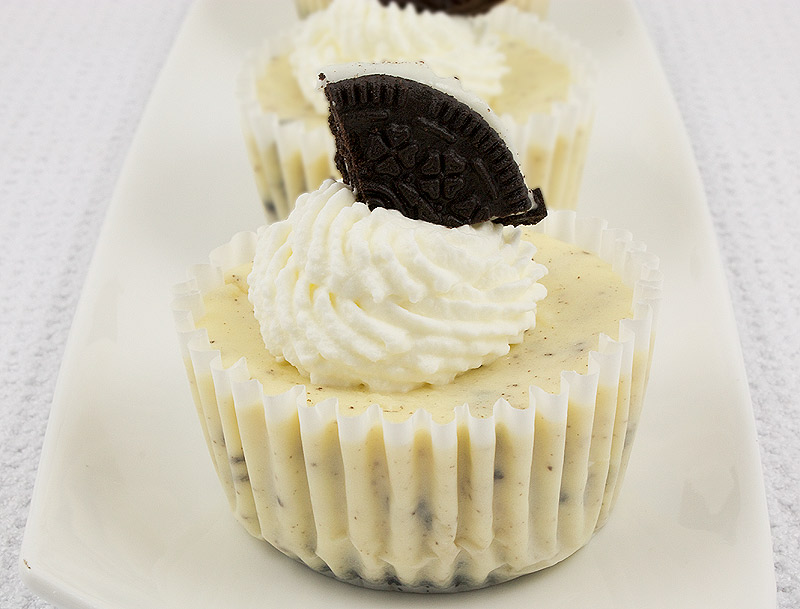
238 0 595 220
174 66 659 592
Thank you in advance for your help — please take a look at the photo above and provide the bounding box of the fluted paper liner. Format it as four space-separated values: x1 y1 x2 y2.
238 6 595 221
171 211 662 591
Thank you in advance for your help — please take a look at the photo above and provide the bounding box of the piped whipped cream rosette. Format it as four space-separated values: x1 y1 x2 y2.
238 0 595 220
249 179 547 393
173 69 661 591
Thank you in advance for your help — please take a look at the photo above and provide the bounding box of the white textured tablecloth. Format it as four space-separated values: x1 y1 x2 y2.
1 1 797 607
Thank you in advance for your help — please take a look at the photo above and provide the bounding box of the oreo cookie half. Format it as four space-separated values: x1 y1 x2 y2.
323 71 546 228
377 0 505 15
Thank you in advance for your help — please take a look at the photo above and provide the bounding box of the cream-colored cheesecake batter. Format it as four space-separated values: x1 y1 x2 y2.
197 230 632 423
255 39 571 124
490 38 572 118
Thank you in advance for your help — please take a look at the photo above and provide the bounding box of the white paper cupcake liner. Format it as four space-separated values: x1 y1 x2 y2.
171 210 661 591
238 7 595 221
293 0 550 19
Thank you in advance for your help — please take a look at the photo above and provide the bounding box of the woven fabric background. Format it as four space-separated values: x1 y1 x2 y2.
1 1 797 607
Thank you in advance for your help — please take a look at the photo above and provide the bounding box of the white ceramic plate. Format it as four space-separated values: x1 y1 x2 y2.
20 1 776 607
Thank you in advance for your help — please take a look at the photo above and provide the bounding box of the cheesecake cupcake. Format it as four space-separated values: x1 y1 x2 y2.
176 66 661 591
239 0 595 221
293 0 550 19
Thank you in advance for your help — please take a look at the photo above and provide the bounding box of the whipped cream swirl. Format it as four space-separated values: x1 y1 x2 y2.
248 180 547 393
289 0 508 114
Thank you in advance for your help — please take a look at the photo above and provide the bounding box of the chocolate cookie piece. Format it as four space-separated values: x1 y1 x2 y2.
377 0 505 15
324 73 544 228
494 187 547 226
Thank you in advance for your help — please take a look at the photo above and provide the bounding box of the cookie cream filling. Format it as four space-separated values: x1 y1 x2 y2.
289 0 508 114
247 179 547 393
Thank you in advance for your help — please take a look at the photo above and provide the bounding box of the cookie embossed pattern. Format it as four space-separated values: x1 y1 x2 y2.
322 65 545 226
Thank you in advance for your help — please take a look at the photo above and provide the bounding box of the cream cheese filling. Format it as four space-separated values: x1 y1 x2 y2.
255 38 571 126
491 36 572 120
197 230 632 423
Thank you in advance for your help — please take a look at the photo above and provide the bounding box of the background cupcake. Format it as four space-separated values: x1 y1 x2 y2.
238 0 595 220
